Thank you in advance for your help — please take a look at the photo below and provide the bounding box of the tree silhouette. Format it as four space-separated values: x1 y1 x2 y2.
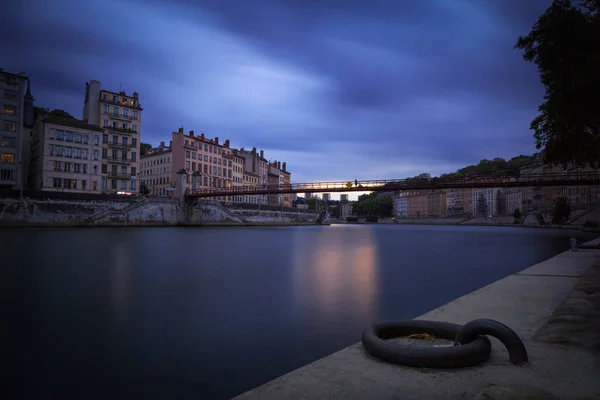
516 0 600 167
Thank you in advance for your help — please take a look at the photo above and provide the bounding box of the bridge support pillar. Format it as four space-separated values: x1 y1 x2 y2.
175 169 188 202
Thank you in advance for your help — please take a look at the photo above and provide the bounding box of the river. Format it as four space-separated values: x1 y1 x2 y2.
3 225 597 399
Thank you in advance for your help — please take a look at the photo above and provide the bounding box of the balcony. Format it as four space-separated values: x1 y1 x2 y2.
183 142 197 150
222 153 233 159
108 142 136 150
107 125 136 135
107 157 132 165
104 111 137 121
108 172 132 180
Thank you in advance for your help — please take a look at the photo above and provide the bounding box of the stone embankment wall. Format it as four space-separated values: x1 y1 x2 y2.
0 198 319 227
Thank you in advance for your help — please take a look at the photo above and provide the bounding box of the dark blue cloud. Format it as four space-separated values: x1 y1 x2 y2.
3 0 552 184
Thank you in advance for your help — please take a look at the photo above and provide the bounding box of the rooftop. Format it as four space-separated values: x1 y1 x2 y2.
41 115 105 132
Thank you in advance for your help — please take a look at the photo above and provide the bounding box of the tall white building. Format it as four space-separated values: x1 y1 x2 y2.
472 188 502 216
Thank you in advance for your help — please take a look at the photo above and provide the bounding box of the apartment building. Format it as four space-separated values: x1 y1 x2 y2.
322 193 331 202
1 69 33 191
82 80 141 194
231 151 245 203
445 188 464 215
427 191 447 217
140 141 172 196
472 188 502 216
393 196 407 218
519 156 545 212
502 186 522 214
29 115 104 193
236 147 269 204
242 170 260 204
340 202 353 219
407 193 428 217
267 161 284 206
282 165 292 208
171 128 233 201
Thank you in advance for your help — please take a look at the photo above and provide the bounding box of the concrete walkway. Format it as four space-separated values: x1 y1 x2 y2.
233 237 600 400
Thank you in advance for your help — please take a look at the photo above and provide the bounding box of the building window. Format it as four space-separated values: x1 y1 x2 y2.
0 136 15 148
1 153 15 164
130 180 136 191
133 111 138 120
3 121 16 132
131 152 136 161
123 109 129 118
82 180 87 190
120 180 127 190
113 106 119 116
111 179 117 189
3 105 16 115
93 150 99 160
74 134 82 143
93 135 100 145
185 161 190 170
132 138 137 147
4 90 17 101
102 134 108 144
65 131 73 141
103 119 109 127
53 178 62 188
0 168 14 181
103 104 109 114
101 177 107 189
132 124 138 132
186 151 190 158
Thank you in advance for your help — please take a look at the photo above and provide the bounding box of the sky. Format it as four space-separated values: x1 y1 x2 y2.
3 0 551 200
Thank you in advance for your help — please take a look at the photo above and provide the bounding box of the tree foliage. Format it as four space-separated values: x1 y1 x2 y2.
552 196 571 224
34 107 75 120
140 182 150 196
515 0 600 167
352 193 393 218
140 142 153 156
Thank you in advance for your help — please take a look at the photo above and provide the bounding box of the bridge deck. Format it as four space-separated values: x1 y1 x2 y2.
186 172 600 198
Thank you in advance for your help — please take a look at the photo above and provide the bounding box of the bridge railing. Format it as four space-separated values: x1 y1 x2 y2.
188 172 600 196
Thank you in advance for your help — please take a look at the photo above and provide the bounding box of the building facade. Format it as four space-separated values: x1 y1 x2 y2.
236 147 269 204
82 80 142 194
407 193 428 217
427 191 447 217
393 196 408 218
1 70 32 191
29 115 104 193
170 128 234 201
472 188 502 216
140 141 172 196
282 166 292 208
340 202 353 219
242 170 260 204
502 186 522 215
445 188 464 216
231 152 245 203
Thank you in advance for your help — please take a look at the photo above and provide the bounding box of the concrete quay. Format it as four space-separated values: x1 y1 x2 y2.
233 237 600 400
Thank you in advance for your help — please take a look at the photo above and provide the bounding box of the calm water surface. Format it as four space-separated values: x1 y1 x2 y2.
3 225 597 399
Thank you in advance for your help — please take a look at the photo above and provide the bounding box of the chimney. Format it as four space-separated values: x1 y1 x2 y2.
160 141 165 147
169 140 172 148
201 132 205 139
278 161 281 169
252 147 257 154
260 150 264 158
189 130 194 136
215 137 219 145
178 127 184 134
224 139 230 148
241 147 244 152
283 162 287 172
133 92 139 99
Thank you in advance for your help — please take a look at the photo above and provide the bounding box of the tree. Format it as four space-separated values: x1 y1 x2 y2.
307 197 317 210
140 142 152 156
49 109 75 119
140 182 150 196
513 207 522 224
515 0 600 167
552 196 571 224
